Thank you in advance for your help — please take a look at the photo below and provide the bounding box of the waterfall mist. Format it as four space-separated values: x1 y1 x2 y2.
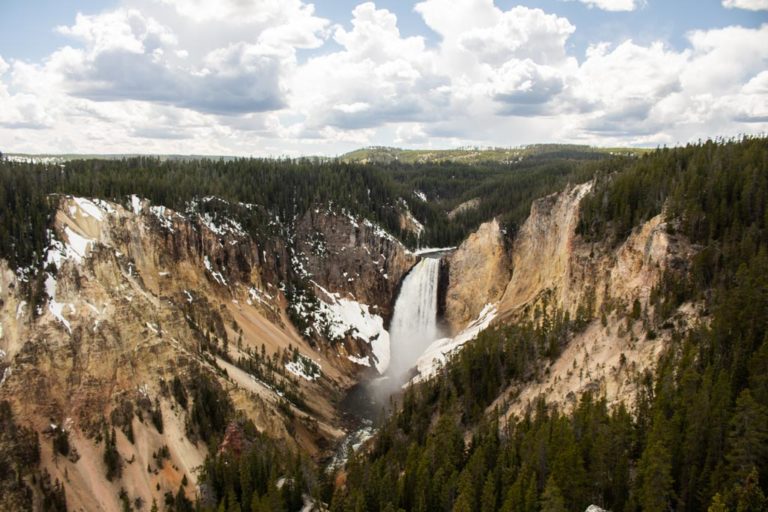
387 257 442 382
364 256 445 406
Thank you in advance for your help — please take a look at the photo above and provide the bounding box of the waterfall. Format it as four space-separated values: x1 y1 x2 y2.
386 257 442 382
339 255 444 425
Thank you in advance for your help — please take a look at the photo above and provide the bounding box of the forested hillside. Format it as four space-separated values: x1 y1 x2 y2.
0 148 614 277
328 137 768 512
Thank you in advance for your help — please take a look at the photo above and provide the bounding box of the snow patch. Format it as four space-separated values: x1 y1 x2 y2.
73 197 105 221
247 287 271 306
15 301 27 320
64 226 93 262
347 355 371 367
204 256 228 286
339 208 401 247
285 355 321 381
49 300 72 333
0 367 10 387
44 273 72 333
414 190 427 202
199 212 246 238
415 304 497 380
149 205 175 232
312 283 390 373
290 251 311 279
92 199 116 214
130 195 143 215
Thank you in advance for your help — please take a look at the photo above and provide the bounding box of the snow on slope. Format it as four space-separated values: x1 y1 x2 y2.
311 283 391 373
414 303 497 380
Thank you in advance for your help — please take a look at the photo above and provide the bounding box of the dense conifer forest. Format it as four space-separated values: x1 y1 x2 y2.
0 146 607 274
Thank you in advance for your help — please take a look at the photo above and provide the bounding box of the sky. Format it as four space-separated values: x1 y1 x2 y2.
0 0 766 156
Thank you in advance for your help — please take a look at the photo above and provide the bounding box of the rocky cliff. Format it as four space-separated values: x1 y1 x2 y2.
497 183 593 319
430 182 699 416
494 196 699 417
296 208 416 319
443 218 511 333
0 195 412 511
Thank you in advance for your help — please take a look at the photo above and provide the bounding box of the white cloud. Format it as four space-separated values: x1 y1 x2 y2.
577 0 642 11
50 3 330 115
395 123 430 144
57 9 177 55
722 0 768 10
491 59 568 115
458 6 575 65
290 2 449 132
0 0 766 155
571 40 688 133
415 0 499 38
683 24 768 94
566 24 768 142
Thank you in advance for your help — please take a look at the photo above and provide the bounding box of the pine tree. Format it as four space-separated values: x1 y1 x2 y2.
733 467 767 512
540 475 567 512
480 473 497 512
638 440 674 512
726 390 768 481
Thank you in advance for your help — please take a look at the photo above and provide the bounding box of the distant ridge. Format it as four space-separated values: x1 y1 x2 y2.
339 144 650 164
2 144 652 165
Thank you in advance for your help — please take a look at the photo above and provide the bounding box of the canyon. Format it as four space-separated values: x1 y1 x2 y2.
0 175 697 511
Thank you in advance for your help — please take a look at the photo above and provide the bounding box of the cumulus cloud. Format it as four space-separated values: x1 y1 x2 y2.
52 3 329 115
570 41 688 133
491 60 568 115
722 0 768 10
458 6 575 65
0 0 766 155
290 2 450 132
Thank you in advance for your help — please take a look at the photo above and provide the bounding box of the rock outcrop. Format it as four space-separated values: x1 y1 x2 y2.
444 218 511 333
296 209 416 319
435 182 698 417
497 183 593 319
487 183 698 416
497 182 694 323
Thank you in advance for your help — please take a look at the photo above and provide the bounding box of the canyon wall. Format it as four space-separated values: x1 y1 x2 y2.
439 182 699 416
0 196 413 511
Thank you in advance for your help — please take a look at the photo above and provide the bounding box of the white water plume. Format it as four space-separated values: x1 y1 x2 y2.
385 257 443 383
